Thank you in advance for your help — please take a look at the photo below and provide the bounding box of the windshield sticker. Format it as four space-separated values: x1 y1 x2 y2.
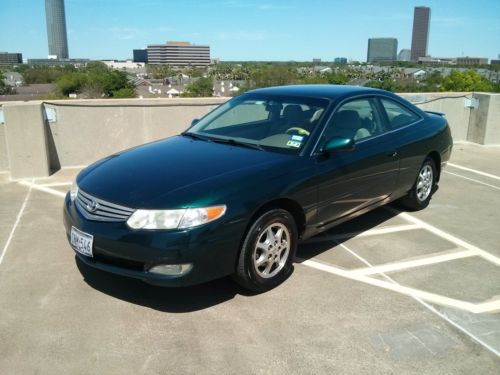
291 135 304 142
286 140 302 148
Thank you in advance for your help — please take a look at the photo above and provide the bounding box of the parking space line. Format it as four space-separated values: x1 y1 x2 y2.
445 171 500 191
303 224 421 243
448 163 500 181
392 209 500 267
0 183 32 266
351 249 477 276
300 257 484 312
17 180 66 198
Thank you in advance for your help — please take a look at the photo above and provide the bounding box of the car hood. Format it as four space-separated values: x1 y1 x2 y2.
77 135 292 208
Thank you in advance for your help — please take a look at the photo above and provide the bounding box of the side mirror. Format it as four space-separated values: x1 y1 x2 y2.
190 118 200 127
322 137 355 153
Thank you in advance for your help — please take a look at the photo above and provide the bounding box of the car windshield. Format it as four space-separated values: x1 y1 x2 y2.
186 94 330 154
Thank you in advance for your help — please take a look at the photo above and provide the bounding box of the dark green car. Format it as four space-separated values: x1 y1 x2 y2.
63 85 453 292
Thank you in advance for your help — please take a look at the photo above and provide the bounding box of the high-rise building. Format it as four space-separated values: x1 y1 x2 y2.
410 6 431 62
0 52 23 65
398 49 411 61
334 57 347 64
45 0 69 59
147 41 210 66
133 49 148 63
367 38 398 63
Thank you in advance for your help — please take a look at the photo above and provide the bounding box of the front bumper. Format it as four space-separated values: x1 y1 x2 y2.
63 193 244 287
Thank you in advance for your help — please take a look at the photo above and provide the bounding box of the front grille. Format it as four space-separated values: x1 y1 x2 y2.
93 251 145 271
75 188 135 222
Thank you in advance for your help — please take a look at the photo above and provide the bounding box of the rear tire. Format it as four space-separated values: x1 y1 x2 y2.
233 209 297 292
400 157 437 211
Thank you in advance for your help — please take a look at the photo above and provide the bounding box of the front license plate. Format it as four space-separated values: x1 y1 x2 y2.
70 226 94 257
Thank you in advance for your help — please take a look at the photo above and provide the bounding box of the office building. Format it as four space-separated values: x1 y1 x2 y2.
45 0 69 59
334 57 347 64
133 49 148 63
147 41 210 66
27 58 89 66
410 6 431 62
367 38 397 63
0 52 23 65
398 49 411 62
456 57 488 65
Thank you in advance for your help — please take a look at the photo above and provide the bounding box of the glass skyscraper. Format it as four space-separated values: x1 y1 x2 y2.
45 0 69 59
410 6 431 62
367 38 398 63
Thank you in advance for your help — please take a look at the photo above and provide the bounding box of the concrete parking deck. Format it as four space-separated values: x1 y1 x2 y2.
0 142 499 374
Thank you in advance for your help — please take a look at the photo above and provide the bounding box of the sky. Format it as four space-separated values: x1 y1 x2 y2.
1 0 499 62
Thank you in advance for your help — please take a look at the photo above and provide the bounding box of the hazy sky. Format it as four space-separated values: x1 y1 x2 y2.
1 0 499 61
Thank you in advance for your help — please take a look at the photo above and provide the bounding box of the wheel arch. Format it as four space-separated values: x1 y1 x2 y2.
427 151 441 181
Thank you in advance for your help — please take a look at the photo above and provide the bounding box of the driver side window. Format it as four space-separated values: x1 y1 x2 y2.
321 98 383 146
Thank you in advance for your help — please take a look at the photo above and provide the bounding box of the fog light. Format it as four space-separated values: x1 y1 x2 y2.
148 263 193 276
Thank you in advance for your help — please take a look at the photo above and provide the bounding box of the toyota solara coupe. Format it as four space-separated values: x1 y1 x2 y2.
64 85 452 292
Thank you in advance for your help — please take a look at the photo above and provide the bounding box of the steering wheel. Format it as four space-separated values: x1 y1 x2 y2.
285 127 310 136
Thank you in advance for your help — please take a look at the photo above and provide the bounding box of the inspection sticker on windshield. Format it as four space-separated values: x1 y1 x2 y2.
286 140 302 148
291 135 304 142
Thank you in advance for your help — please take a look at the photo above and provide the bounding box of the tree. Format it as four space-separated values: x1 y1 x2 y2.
441 70 493 92
0 79 16 95
181 77 213 97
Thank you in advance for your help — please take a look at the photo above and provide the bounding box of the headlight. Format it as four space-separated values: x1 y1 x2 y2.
126 205 226 230
70 180 79 202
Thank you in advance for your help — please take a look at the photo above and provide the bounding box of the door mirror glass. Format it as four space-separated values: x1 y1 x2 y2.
322 137 355 152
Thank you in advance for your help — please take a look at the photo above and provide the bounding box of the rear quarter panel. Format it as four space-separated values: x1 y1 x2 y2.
393 113 452 197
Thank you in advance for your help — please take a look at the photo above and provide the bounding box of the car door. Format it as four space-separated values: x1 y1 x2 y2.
313 96 400 227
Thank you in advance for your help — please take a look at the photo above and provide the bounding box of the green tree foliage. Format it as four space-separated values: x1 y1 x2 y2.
52 62 135 98
0 79 16 95
20 65 76 84
181 77 213 97
441 70 493 92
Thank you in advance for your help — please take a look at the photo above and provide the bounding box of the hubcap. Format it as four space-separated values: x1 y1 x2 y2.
253 223 290 279
416 164 433 202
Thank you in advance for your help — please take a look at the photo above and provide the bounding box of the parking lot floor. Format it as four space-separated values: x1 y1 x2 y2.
0 142 499 374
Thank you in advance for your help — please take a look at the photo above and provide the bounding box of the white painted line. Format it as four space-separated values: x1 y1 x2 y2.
17 180 66 198
445 171 500 191
393 209 500 267
0 184 32 266
448 162 500 181
38 182 72 187
301 242 500 355
351 249 477 276
304 224 421 243
300 257 482 312
338 242 500 355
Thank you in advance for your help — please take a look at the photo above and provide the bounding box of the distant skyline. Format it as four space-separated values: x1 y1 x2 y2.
1 0 499 61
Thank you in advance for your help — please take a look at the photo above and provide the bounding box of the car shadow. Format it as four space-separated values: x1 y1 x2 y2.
75 204 403 312
296 205 401 262
75 257 256 313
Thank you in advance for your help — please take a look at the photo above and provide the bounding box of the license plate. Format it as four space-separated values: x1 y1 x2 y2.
70 226 94 257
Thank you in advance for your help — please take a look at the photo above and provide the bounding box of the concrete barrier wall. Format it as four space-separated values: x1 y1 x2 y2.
0 124 9 171
399 93 472 142
0 93 499 177
44 98 227 167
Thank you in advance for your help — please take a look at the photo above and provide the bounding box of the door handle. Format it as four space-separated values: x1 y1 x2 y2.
388 150 398 158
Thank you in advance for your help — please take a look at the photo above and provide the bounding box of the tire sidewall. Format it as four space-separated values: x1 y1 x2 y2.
241 209 298 291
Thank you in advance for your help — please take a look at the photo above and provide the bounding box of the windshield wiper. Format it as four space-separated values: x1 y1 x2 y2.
180 131 211 142
210 138 265 151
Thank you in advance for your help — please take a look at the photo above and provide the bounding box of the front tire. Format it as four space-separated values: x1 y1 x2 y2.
400 157 437 211
234 209 298 292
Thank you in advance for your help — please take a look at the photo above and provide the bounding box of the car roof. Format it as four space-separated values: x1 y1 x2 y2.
248 84 390 100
